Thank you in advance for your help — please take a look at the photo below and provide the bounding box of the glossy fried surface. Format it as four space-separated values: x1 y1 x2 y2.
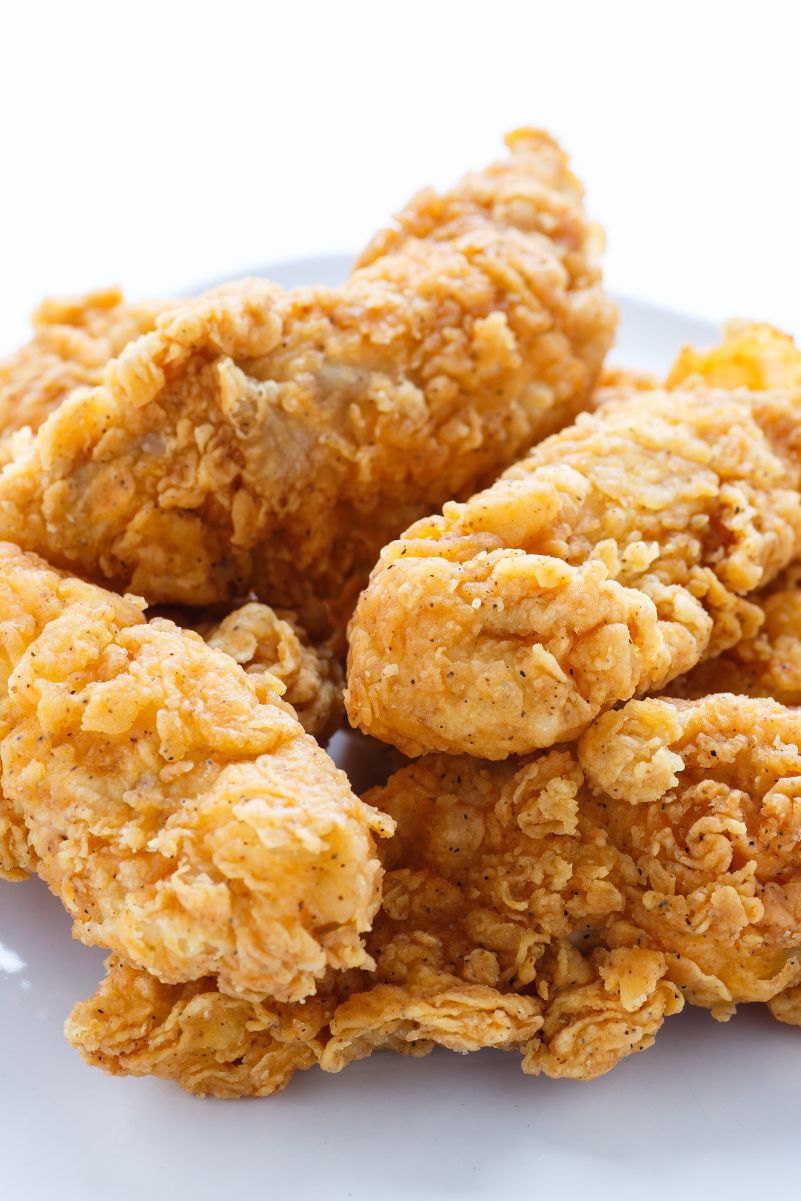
0 544 391 1001
0 131 616 635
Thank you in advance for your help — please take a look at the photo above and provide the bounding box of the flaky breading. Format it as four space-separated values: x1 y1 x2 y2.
659 325 801 703
0 543 392 1001
579 695 801 1017
347 380 801 758
666 565 801 702
66 957 337 1099
0 131 616 634
68 692 801 1096
197 602 343 741
0 287 166 466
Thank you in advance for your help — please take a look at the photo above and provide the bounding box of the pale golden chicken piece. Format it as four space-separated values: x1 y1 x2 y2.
347 380 801 758
0 543 391 1001
667 320 801 392
198 601 343 740
0 131 616 636
69 692 801 1096
0 287 166 466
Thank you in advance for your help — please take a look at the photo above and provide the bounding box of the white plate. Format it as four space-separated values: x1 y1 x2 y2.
3 260 794 1201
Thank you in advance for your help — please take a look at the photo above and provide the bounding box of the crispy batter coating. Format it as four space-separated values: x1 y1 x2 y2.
768 985 801 1027
660 324 801 703
197 602 343 741
0 543 391 1001
66 957 337 1099
579 695 801 1017
347 380 801 757
667 565 801 702
0 287 166 466
69 692 801 1096
0 131 616 634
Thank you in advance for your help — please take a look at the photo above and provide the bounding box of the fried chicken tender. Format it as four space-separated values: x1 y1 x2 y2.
0 287 166 467
69 692 801 1096
198 602 343 740
0 131 616 634
347 379 801 757
0 543 391 1001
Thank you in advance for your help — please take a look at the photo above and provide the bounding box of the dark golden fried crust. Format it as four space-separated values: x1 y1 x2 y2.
0 131 616 634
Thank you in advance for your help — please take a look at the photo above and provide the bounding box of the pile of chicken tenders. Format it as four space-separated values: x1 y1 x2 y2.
2 128 800 1098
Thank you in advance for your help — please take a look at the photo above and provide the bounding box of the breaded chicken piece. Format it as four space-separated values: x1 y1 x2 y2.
66 957 338 1099
659 325 801 703
666 565 801 702
347 381 801 758
667 320 801 392
0 543 392 1001
0 287 166 466
768 985 801 1027
68 727 684 1095
579 695 801 1017
0 131 616 635
198 602 343 740
69 692 801 1096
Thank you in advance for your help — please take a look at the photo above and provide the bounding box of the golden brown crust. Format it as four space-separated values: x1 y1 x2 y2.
198 602 343 741
0 133 616 632
0 543 391 1001
67 692 801 1096
346 383 801 758
666 564 801 703
579 695 801 1016
0 287 166 466
66 957 334 1098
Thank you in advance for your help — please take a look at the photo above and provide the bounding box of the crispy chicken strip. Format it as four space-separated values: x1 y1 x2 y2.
69 692 801 1095
347 321 801 759
0 543 391 1000
347 380 801 757
0 131 616 634
197 601 343 740
0 287 166 466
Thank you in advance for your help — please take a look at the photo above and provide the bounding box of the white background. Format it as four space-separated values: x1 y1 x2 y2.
1 0 799 353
